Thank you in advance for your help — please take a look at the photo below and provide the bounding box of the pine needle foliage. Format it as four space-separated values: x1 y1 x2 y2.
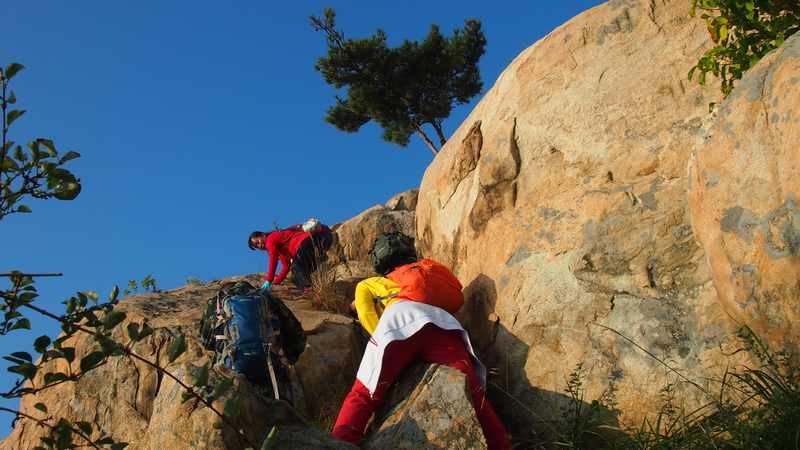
311 8 486 155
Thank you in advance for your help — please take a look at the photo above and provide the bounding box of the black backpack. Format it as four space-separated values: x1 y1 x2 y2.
198 281 306 402
368 232 417 275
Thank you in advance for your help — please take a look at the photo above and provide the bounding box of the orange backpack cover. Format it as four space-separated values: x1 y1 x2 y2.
386 259 464 314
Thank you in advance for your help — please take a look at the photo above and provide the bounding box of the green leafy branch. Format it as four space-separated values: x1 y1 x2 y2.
689 0 800 98
1 276 256 449
0 63 82 219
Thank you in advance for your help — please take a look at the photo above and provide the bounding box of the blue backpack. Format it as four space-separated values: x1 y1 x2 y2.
199 281 305 403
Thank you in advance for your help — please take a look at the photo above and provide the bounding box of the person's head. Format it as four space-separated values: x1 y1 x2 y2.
248 231 269 250
369 232 417 275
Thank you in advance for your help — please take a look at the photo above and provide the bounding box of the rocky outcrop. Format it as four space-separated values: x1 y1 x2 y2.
328 189 418 270
416 0 743 434
287 295 365 422
364 365 487 450
688 33 800 356
386 189 419 212
1 277 362 450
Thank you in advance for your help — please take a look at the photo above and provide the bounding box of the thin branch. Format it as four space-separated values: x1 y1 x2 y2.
1 74 8 186
309 15 347 50
19 301 257 449
0 273 63 278
0 406 102 450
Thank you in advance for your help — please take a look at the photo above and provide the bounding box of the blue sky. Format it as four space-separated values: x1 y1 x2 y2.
1 0 603 436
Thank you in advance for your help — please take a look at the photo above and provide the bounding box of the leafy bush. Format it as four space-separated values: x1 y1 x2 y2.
689 0 800 97
122 275 159 296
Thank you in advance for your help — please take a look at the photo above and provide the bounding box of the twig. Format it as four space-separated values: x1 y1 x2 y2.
1 73 9 187
0 272 63 277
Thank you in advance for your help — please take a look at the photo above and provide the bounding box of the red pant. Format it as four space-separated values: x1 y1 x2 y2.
332 324 511 450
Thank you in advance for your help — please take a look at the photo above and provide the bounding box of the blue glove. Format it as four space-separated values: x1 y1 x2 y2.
260 280 272 291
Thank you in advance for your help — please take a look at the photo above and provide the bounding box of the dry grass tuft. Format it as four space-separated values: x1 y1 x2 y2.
307 241 351 314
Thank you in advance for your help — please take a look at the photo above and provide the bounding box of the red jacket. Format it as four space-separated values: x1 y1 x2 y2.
264 227 311 284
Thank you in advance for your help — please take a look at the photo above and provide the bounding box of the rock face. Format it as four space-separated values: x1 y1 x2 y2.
287 295 365 423
416 0 742 433
1 277 361 450
688 33 800 356
364 365 487 450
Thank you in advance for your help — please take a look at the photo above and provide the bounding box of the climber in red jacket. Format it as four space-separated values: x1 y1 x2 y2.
248 221 333 290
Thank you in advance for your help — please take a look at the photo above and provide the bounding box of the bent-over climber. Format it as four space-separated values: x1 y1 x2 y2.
248 219 333 290
331 232 511 450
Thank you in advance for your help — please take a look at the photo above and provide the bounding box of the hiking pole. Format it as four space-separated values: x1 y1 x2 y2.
265 343 281 400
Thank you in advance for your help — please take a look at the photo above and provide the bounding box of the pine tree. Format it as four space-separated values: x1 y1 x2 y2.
311 9 487 156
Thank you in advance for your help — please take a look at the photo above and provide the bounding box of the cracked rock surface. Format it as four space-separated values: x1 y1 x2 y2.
414 0 778 436
688 32 800 357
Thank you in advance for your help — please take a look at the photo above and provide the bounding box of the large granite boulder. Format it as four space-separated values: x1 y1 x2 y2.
365 365 487 449
688 33 800 356
1 277 362 450
415 0 740 434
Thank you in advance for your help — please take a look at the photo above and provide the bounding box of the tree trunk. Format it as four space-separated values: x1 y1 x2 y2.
413 124 439 156
431 120 447 147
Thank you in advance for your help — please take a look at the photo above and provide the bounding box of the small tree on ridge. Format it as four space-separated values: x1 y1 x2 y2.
311 8 487 156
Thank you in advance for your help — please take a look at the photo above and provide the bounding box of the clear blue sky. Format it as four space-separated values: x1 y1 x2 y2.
1 0 603 436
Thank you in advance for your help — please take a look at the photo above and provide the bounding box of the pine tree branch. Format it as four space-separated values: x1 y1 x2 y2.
413 124 439 156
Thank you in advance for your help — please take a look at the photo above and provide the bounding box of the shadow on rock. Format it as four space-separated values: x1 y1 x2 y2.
461 274 623 449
